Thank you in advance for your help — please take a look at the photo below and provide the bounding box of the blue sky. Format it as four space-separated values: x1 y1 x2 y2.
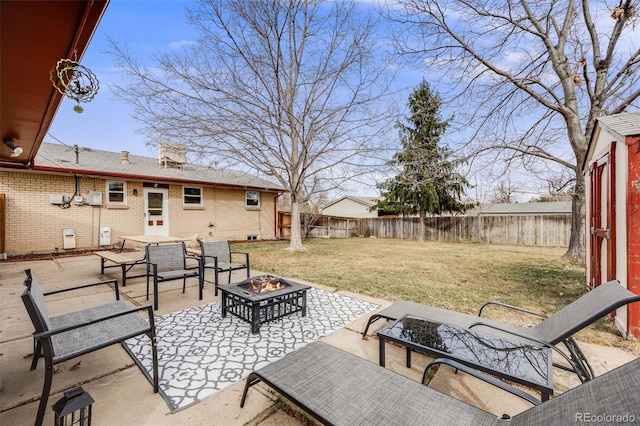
47 1 199 158
45 0 425 199
45 0 622 202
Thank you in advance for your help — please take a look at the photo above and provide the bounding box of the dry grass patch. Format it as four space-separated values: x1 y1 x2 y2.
235 238 639 356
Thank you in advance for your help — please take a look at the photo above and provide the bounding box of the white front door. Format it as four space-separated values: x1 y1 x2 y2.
144 188 169 236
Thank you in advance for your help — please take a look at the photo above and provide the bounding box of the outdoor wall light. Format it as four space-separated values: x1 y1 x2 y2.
3 139 23 157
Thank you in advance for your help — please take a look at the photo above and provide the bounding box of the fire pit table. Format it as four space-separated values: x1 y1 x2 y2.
221 275 310 333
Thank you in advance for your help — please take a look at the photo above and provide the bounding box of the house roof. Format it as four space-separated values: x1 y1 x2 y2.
323 195 381 209
31 143 285 192
471 201 572 215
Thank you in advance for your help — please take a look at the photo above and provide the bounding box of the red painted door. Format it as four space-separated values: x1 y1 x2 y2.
626 136 640 338
588 143 616 289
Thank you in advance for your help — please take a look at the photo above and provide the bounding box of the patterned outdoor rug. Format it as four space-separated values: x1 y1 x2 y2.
123 287 378 412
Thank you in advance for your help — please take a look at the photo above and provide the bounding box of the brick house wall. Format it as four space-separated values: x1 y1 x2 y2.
0 170 278 255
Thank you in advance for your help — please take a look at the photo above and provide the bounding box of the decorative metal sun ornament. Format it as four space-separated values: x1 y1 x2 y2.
50 58 99 113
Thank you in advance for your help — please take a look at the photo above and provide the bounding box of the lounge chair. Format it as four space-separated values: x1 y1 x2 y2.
241 341 639 426
362 280 640 382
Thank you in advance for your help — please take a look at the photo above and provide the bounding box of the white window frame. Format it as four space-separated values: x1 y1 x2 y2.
106 181 127 205
246 191 260 207
183 186 203 206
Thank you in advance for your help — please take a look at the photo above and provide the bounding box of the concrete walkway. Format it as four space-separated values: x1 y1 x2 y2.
1 253 637 425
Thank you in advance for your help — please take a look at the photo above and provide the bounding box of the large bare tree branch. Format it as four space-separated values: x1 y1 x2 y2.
388 0 640 261
109 0 399 250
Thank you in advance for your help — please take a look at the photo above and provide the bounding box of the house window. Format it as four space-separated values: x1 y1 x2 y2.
183 186 203 206
107 181 126 204
246 191 260 207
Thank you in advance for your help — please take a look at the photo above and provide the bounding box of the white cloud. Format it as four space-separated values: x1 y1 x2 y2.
168 40 196 50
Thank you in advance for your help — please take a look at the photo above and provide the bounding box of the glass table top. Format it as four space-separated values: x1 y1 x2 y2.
378 315 551 388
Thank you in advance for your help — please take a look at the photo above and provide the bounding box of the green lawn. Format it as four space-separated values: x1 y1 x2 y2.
234 238 640 355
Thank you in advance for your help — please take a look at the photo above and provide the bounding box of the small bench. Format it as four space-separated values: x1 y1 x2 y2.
95 250 146 286
21 269 158 426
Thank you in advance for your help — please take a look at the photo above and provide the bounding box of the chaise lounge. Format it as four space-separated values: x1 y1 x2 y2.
241 341 640 426
362 280 640 382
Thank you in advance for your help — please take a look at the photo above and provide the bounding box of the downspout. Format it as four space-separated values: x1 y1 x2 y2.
274 192 284 240
74 174 80 199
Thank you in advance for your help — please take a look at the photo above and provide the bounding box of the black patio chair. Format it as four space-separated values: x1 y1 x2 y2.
146 242 203 310
21 269 158 426
362 280 640 383
199 240 249 295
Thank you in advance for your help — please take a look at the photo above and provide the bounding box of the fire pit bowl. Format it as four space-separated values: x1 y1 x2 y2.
221 275 310 333
238 275 290 294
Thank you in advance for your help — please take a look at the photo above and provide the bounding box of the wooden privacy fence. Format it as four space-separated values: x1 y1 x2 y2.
278 212 572 247
278 213 360 239
357 215 571 247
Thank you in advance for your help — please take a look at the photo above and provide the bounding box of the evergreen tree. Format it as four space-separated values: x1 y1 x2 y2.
375 80 473 241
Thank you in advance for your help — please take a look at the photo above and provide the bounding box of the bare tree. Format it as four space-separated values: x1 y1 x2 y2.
388 0 640 261
491 181 519 203
108 0 396 251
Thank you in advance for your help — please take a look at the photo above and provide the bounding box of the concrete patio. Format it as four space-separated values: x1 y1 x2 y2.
1 252 637 425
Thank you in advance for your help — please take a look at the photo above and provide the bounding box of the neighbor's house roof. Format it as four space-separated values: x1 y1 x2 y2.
31 143 285 192
322 195 381 210
584 111 640 171
471 201 572 215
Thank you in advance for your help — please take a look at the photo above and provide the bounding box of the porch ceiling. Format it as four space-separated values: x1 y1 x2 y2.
0 0 109 168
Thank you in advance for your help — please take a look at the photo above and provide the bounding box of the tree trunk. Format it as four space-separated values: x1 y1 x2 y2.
288 201 306 251
418 209 425 242
564 176 585 263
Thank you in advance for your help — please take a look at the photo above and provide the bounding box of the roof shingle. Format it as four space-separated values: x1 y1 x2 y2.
34 143 284 191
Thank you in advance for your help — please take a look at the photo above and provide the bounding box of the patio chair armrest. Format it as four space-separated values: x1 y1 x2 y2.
184 254 202 269
423 358 541 406
43 279 119 298
201 254 220 269
35 304 154 339
478 301 548 319
230 251 249 264
468 321 551 346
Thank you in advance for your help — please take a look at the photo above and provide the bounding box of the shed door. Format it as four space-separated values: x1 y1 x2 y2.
588 142 616 289
144 188 169 236
626 137 640 338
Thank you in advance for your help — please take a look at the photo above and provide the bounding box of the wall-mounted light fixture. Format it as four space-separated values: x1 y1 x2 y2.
132 188 139 196
3 139 23 157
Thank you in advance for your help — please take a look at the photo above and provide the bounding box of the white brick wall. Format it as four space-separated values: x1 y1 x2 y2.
0 170 278 255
